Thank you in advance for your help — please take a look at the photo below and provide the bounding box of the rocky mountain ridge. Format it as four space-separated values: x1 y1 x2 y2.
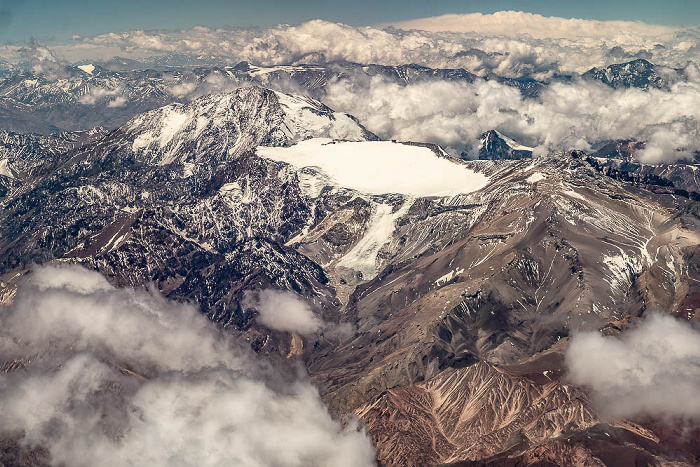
0 86 698 466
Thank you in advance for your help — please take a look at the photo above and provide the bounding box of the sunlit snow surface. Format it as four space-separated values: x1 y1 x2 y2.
77 64 95 74
257 138 490 197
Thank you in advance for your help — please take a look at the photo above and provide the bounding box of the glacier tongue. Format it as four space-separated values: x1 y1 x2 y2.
336 200 413 280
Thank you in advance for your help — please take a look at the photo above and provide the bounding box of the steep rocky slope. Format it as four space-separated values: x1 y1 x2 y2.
1 87 699 466
302 152 700 466
582 59 676 90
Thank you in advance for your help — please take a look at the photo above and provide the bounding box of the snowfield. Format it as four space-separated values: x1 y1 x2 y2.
257 138 490 197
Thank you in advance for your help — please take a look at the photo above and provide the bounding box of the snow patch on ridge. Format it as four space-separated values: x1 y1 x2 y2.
494 130 535 152
77 64 95 74
257 138 490 197
275 92 367 142
158 110 190 146
526 172 546 183
436 267 465 286
602 251 643 296
131 107 190 160
0 159 13 178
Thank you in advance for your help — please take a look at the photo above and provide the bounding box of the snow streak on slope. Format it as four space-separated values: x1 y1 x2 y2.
337 201 413 280
257 139 490 197
275 92 368 142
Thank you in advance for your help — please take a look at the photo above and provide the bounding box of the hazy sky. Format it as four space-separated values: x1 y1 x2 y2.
2 0 700 43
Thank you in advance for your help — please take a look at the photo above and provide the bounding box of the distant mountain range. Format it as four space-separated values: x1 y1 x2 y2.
0 57 685 136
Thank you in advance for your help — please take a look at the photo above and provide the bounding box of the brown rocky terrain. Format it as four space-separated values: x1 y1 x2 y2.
0 89 699 466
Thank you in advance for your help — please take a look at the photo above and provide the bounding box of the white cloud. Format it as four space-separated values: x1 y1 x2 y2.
13 39 68 78
168 81 198 97
30 263 112 293
53 15 700 77
0 264 376 467
323 75 700 162
78 86 121 105
107 96 127 108
242 289 355 341
385 11 677 40
244 289 324 335
565 313 700 420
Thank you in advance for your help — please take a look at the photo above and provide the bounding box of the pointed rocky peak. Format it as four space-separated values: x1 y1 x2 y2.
478 130 533 160
232 61 252 72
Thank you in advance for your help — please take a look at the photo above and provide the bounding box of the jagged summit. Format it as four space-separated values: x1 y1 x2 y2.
478 130 533 160
121 86 376 166
0 61 545 135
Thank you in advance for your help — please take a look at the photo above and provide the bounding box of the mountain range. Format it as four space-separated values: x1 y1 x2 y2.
0 57 683 136
0 57 699 466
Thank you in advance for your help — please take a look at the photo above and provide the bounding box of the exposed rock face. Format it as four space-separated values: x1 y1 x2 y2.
357 361 597 466
585 155 700 198
582 59 674 90
478 130 533 160
592 139 645 160
300 150 700 466
1 88 699 466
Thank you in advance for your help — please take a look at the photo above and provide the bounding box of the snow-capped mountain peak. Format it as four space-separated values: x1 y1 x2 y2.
123 86 376 166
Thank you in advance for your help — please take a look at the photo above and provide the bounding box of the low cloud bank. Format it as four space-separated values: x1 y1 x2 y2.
324 75 700 162
566 313 700 420
0 264 375 467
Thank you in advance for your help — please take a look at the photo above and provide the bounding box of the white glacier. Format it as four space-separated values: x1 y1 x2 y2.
257 138 490 197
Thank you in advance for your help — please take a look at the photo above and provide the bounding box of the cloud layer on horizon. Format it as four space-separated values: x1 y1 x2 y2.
0 11 695 79
2 12 700 162
0 264 376 467
384 11 677 40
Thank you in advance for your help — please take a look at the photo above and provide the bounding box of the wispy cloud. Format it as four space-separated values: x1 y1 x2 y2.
244 289 324 335
0 264 375 467
78 86 122 105
243 289 355 340
17 38 67 77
